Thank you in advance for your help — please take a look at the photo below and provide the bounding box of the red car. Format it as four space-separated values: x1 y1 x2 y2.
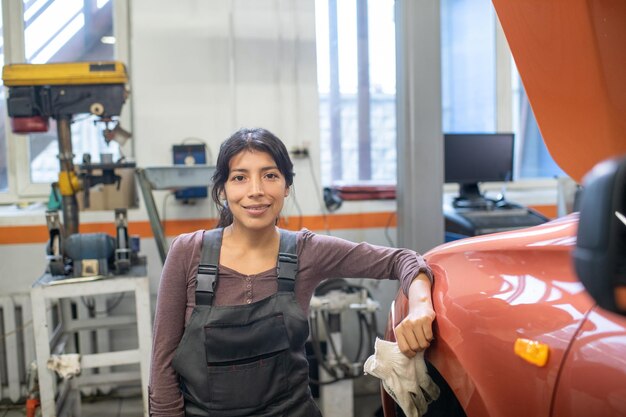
384 157 626 416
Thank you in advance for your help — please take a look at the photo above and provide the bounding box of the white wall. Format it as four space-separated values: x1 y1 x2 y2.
130 0 321 211
130 0 319 167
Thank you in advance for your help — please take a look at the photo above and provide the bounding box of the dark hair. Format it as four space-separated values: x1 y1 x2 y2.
211 128 294 227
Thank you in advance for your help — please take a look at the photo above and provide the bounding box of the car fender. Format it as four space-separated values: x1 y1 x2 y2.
386 215 595 417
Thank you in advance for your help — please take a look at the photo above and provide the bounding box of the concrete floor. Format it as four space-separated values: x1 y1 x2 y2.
1 393 382 417
0 394 143 417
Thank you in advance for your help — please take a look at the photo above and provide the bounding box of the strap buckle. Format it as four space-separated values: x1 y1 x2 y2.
196 264 217 299
198 264 218 276
278 253 297 264
277 253 298 281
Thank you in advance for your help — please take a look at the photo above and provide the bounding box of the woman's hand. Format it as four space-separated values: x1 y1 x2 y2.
394 272 435 357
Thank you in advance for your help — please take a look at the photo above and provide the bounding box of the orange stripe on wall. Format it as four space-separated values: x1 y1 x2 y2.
0 212 398 245
278 212 397 231
0 206 554 245
0 225 50 245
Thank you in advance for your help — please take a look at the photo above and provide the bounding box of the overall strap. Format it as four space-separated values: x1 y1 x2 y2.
277 229 298 292
196 228 223 306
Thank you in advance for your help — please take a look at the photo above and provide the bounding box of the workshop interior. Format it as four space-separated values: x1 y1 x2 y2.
0 1 624 417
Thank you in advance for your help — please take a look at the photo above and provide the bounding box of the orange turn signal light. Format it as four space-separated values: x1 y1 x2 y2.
514 338 549 367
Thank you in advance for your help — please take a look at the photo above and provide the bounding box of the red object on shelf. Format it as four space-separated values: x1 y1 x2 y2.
11 116 50 133
333 185 396 201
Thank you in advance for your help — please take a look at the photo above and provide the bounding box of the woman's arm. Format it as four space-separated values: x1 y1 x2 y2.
298 229 433 286
394 273 436 357
296 230 435 342
149 233 197 417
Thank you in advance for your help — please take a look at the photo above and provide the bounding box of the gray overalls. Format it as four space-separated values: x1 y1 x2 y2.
171 228 322 416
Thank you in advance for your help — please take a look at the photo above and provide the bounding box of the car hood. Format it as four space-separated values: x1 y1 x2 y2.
426 213 578 260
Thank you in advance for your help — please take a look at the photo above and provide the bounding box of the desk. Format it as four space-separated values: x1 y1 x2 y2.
444 200 549 240
31 275 152 417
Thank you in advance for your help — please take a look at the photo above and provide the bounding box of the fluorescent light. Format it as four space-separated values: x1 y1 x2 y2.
100 36 116 45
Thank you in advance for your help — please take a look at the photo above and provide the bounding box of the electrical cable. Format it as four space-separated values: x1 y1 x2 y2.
285 189 304 231
161 192 173 237
308 307 377 385
291 2 306 235
318 308 376 367
356 311 376 362
306 154 332 235
81 296 95 313
98 293 126 316
275 0 283 133
362 311 377 357
355 311 366 362
307 279 380 385
228 0 237 127
309 313 339 378
81 293 126 316
370 309 379 343
384 210 396 246
320 311 343 368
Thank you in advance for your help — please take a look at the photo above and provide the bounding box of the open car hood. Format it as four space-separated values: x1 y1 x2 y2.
492 0 626 182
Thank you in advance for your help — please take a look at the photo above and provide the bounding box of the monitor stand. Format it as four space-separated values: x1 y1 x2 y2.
452 183 494 210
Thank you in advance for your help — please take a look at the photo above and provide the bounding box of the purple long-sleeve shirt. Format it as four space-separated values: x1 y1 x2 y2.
149 228 433 416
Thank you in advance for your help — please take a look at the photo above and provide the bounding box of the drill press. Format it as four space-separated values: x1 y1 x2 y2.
2 61 140 277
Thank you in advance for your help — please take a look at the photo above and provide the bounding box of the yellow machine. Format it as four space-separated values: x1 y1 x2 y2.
2 61 139 277
2 61 130 236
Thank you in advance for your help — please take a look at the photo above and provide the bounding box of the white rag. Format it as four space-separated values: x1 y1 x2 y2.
364 338 440 417
47 353 82 379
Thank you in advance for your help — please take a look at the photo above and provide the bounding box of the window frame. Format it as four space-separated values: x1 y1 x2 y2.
0 0 131 202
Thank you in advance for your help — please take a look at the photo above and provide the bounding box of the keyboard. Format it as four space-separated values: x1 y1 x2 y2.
462 209 547 234
445 206 549 236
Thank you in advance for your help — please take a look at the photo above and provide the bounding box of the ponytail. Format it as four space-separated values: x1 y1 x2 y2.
215 203 233 228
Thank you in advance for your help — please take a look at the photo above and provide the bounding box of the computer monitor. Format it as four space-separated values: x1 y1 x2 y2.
444 133 514 206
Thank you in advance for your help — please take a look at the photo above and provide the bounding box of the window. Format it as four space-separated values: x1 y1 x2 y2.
441 0 496 133
0 0 129 200
316 0 397 186
315 0 566 187
442 0 564 180
512 75 566 178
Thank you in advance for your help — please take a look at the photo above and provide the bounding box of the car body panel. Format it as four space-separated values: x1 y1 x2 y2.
552 307 626 417
383 215 626 417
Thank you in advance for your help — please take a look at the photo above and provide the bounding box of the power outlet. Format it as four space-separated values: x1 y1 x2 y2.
290 146 310 159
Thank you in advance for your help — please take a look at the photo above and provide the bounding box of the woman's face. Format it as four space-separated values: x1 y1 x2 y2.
223 149 289 232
